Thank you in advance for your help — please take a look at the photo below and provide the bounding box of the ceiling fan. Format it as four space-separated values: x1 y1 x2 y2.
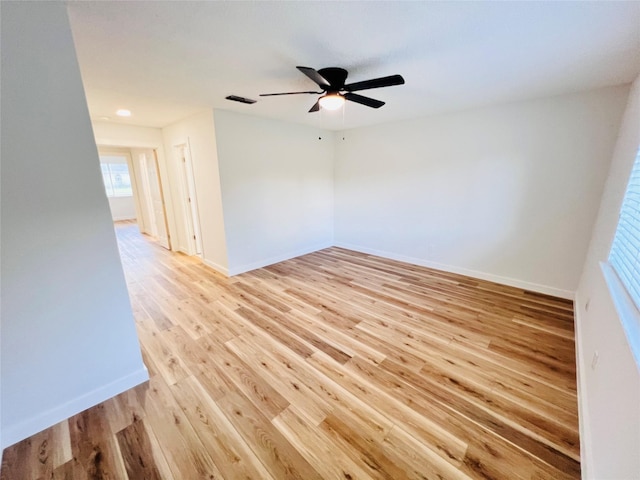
260 66 405 113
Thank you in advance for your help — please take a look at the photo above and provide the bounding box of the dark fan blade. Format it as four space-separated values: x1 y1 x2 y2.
308 100 321 113
260 91 321 96
297 66 331 89
344 74 405 92
344 92 385 109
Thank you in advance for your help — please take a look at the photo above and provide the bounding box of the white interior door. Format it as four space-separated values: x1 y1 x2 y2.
176 142 203 256
138 152 156 236
147 150 171 250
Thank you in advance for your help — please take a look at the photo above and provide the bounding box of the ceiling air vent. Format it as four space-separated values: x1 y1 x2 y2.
225 95 256 104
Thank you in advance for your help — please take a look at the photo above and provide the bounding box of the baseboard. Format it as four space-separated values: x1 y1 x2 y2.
573 292 592 479
334 241 575 300
203 258 230 276
228 242 333 276
1 367 149 450
221 240 575 299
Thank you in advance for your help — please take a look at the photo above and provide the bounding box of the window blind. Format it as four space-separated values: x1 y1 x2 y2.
609 150 640 311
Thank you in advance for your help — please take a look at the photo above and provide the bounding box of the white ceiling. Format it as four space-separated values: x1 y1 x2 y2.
67 1 640 131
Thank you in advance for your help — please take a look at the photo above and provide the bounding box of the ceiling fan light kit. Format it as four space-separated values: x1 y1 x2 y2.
318 94 345 110
260 66 405 113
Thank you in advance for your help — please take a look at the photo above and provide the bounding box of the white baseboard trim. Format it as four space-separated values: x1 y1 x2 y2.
573 292 593 479
203 258 230 277
228 242 334 276
1 367 149 450
111 215 137 222
334 242 575 299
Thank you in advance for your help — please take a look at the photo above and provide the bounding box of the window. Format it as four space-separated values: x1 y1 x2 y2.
605 148 640 367
100 159 133 197
609 149 640 311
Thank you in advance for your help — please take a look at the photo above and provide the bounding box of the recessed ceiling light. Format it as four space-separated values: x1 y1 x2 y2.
116 109 131 117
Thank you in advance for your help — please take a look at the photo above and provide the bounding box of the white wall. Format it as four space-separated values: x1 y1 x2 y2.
334 86 629 298
574 76 640 479
0 2 148 449
163 110 229 272
92 122 178 246
93 121 166 148
214 110 334 275
106 195 137 221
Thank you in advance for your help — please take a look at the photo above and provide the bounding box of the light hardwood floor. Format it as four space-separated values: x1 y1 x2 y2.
1 221 580 479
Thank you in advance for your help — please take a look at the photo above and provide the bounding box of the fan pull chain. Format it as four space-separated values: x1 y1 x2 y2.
319 104 324 139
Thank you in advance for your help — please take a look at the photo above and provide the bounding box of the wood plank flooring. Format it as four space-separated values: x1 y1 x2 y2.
1 221 580 479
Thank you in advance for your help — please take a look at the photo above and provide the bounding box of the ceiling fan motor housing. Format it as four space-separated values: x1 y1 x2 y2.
317 67 349 92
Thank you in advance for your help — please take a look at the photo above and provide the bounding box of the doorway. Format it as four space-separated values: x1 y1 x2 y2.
98 146 171 250
98 151 136 222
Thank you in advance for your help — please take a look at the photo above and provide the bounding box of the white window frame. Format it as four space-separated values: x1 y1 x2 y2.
604 148 640 367
99 157 134 198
